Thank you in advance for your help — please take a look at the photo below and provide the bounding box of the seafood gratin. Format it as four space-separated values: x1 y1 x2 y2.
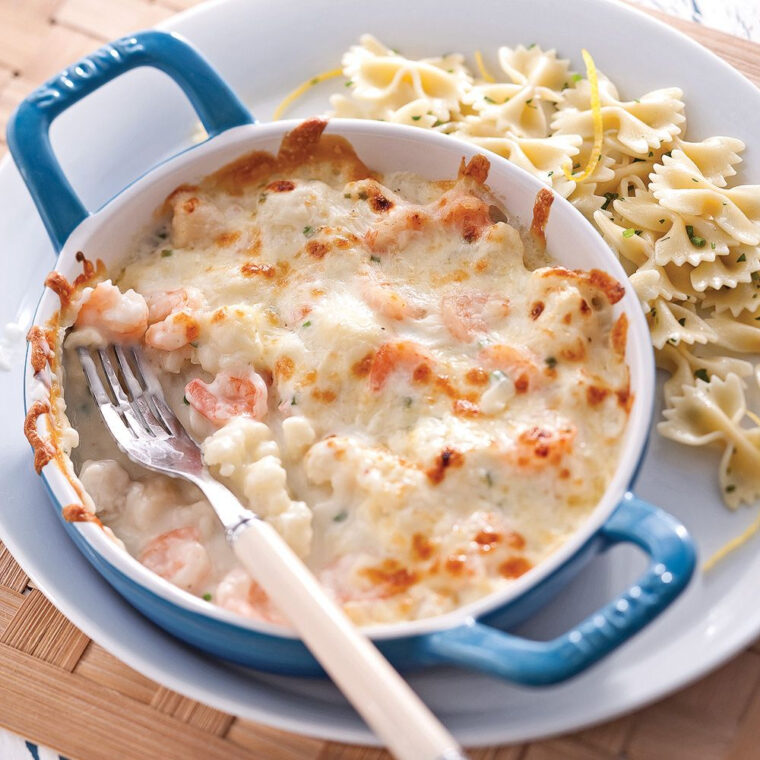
39 119 631 626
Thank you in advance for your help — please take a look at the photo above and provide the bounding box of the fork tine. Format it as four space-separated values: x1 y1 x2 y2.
130 347 190 439
77 347 135 447
97 348 151 436
76 347 111 406
113 345 169 437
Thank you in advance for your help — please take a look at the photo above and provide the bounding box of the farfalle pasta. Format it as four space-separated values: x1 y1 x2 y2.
274 35 760 533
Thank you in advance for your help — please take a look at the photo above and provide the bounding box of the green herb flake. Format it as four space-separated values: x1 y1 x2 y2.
291 396 297 406
622 228 637 238
648 151 654 157
738 253 747 262
483 95 496 104
726 484 736 493
658 218 665 224
358 190 369 201
711 242 716 250
202 593 212 601
190 341 199 348
545 356 558 369
694 368 709 382
161 249 173 257
333 510 348 523
370 255 381 263
344 80 353 87
526 98 533 105
601 192 618 211
310 77 319 85
403 396 413 408
572 163 581 170
677 317 686 327
485 471 494 487
691 235 706 248
303 225 314 237
411 115 422 121
527 42 536 49
259 192 267 203
183 395 189 405
692 177 699 182
572 73 582 83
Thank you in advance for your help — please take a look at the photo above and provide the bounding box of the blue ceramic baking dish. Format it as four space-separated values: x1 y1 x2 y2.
11 29 695 684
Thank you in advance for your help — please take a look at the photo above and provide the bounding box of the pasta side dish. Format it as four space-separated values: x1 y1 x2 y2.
297 35 760 524
50 120 631 624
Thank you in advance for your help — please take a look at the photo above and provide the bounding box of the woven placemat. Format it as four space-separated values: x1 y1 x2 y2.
1 2 759 758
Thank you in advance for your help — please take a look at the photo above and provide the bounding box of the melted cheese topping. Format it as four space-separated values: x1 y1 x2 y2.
64 121 631 626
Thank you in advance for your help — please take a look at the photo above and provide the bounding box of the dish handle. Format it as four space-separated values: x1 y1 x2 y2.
7 29 253 252
423 493 696 685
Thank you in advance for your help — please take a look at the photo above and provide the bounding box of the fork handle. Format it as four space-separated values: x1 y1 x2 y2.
230 518 467 760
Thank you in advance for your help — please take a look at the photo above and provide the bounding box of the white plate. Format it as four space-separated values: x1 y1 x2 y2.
1 0 759 747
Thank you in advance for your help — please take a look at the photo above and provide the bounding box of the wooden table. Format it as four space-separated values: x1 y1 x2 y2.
1 2 759 758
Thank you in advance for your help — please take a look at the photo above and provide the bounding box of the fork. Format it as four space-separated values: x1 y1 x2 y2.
76 344 468 760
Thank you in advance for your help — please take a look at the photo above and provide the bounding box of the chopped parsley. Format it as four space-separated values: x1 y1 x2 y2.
648 151 654 157
726 484 736 493
303 225 314 237
483 95 496 104
190 341 199 348
161 249 173 257
259 192 267 203
711 242 716 250
411 115 422 121
685 225 706 247
302 320 312 327
677 317 686 326
344 80 353 87
526 98 533 104
358 190 369 201
310 77 319 85
622 228 638 238
545 356 558 369
370 255 381 263
183 395 189 405
694 368 709 383
547 170 554 177
344 192 351 199
572 73 582 82
333 510 348 523
291 396 297 406
601 192 618 211
738 253 747 263
403 396 413 408
202 593 212 601
527 42 536 49
485 471 494 487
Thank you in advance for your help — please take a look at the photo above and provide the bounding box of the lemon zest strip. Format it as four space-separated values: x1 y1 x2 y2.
474 50 495 83
562 48 603 183
273 68 343 121
704 506 760 572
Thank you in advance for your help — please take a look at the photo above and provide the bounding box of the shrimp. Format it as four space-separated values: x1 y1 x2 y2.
74 281 148 344
440 291 502 342
435 187 492 243
185 367 268 424
145 310 200 351
361 279 427 321
506 423 577 470
145 287 204 323
368 341 433 392
139 526 211 594
479 344 540 393
215 567 286 624
365 206 432 254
